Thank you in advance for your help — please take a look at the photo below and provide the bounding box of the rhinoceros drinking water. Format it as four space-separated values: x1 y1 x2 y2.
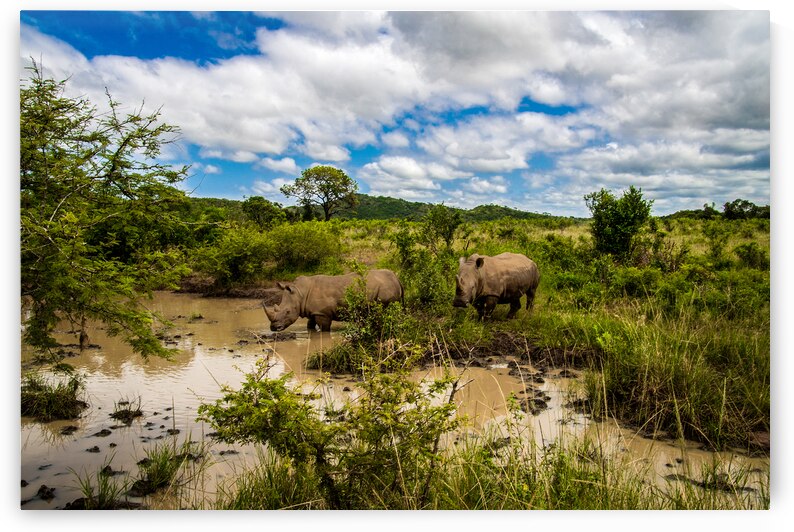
263 269 403 332
453 252 540 320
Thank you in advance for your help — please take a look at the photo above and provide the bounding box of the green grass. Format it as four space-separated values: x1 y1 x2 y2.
210 432 768 510
214 450 326 510
68 457 134 510
130 438 207 498
21 371 87 421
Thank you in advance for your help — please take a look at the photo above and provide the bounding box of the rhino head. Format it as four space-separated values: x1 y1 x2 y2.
453 255 484 308
263 282 301 331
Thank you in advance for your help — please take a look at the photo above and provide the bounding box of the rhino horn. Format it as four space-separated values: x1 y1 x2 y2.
263 304 276 320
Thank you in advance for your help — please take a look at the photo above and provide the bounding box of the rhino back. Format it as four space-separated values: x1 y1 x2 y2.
365 269 403 303
297 273 358 317
478 253 539 298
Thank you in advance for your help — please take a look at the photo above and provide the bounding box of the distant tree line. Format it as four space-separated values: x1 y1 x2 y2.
664 199 770 220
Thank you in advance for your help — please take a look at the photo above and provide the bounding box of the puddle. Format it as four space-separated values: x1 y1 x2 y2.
20 291 769 509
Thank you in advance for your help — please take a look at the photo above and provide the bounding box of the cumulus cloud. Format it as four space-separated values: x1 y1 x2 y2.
418 112 596 173
19 10 769 215
257 157 300 175
247 177 297 205
381 131 410 149
358 155 471 200
465 176 508 195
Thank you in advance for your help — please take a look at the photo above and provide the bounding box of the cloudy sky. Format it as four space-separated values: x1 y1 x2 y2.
18 7 771 216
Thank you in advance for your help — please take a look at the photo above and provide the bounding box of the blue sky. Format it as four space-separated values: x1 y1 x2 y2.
19 8 771 216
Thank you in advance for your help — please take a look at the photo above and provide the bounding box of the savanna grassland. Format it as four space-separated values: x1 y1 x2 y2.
21 69 769 510
185 198 770 510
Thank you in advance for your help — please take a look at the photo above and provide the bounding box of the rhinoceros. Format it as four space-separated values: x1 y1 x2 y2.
453 252 540 320
263 269 403 332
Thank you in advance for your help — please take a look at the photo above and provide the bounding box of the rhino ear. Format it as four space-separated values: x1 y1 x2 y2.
459 257 466 267
475 257 485 268
277 282 297 293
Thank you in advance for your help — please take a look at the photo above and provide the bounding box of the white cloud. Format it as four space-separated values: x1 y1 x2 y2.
248 177 297 205
257 157 300 175
465 176 508 195
381 131 410 149
19 25 90 82
19 11 769 216
418 112 594 173
189 163 221 175
228 150 260 163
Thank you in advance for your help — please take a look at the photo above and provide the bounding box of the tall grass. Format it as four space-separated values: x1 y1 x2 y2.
21 370 87 421
211 430 768 510
69 457 133 510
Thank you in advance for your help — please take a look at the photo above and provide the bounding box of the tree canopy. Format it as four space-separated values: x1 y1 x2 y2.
280 165 358 221
584 185 653 260
20 63 189 358
241 196 287 229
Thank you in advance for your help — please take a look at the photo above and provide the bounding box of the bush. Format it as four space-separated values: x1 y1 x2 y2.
198 357 460 509
584 186 653 261
193 226 273 288
609 267 661 298
734 242 769 270
270 221 342 272
420 203 462 254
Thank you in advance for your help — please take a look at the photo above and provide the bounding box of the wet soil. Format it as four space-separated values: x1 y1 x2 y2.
442 329 599 371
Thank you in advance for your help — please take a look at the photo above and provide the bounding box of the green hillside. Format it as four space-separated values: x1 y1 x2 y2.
336 194 560 222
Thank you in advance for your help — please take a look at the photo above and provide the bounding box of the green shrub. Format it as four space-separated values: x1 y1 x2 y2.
270 221 342 272
537 234 583 270
734 242 769 270
193 225 273 288
21 370 87 421
584 186 653 260
702 220 732 267
198 357 460 509
609 267 660 298
420 203 463 254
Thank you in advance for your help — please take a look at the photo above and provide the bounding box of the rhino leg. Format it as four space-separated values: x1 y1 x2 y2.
507 298 521 319
314 314 333 332
525 285 537 311
307 316 317 331
480 296 499 320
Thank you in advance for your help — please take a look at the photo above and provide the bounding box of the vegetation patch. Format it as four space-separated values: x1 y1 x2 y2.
21 371 87 422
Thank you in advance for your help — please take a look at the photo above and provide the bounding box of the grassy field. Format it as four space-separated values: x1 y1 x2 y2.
186 211 769 509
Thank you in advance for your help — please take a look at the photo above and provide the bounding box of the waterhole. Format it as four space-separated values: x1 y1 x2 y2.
20 292 768 509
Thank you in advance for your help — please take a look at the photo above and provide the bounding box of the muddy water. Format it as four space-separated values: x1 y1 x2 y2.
20 292 768 509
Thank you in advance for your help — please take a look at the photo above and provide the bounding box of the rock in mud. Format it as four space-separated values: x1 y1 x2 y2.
558 369 579 378
519 397 549 416
60 425 79 436
266 331 297 341
37 485 55 501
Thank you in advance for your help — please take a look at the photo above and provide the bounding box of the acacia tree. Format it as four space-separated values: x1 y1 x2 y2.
20 63 189 358
584 185 653 261
280 165 358 221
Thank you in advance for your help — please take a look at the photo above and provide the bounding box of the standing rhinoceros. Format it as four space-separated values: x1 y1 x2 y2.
263 269 403 332
452 252 540 320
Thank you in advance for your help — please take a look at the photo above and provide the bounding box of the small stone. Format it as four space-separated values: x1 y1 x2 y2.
37 485 55 500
